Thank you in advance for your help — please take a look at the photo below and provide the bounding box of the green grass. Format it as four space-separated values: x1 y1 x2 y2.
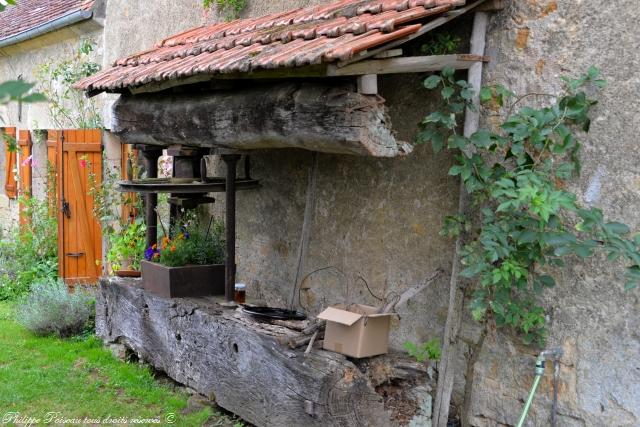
0 302 238 426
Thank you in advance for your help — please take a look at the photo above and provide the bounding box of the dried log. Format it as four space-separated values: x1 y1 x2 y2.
288 334 314 349
111 81 412 157
96 278 432 427
305 331 319 355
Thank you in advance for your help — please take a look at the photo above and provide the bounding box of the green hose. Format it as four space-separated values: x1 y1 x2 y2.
516 356 546 427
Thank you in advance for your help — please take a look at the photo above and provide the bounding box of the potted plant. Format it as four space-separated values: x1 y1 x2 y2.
86 152 146 277
107 217 146 277
141 217 226 298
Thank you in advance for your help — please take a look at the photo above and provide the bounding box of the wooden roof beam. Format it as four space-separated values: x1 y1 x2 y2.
327 54 488 76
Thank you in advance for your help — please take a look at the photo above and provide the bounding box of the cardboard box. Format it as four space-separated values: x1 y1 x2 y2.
317 304 393 358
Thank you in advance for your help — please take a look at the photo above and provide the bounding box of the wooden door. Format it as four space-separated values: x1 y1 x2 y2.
2 127 17 199
50 129 103 285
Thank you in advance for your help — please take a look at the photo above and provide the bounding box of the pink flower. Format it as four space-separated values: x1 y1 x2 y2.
21 155 37 167
79 159 87 168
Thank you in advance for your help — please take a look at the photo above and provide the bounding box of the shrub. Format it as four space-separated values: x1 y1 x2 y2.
0 187 58 300
16 279 95 337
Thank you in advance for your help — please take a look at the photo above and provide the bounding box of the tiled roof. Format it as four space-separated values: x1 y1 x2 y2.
0 0 94 43
77 0 467 94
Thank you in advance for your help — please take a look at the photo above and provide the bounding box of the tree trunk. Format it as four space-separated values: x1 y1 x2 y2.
97 278 434 427
111 81 411 157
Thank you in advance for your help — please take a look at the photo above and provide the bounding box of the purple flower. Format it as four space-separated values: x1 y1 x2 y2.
144 246 154 261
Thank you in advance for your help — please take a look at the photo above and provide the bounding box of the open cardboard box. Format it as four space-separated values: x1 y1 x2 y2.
317 304 394 358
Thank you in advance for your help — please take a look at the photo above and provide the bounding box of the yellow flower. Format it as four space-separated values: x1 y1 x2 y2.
170 245 176 252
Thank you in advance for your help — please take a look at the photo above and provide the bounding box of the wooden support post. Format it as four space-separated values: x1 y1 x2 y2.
433 11 489 427
222 154 240 306
357 74 378 95
138 146 162 248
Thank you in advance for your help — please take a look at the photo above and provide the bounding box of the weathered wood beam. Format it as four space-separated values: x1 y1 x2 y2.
328 54 488 76
373 48 403 59
97 278 434 427
112 81 412 157
433 11 489 427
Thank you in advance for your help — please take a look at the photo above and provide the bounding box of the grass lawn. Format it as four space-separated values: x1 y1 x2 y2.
0 302 241 426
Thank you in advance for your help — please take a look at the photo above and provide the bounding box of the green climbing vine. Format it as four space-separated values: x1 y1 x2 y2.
416 66 640 346
203 0 246 21
35 39 102 129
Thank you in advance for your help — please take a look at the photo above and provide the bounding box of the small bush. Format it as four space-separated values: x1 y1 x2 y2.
16 280 95 337
0 181 58 301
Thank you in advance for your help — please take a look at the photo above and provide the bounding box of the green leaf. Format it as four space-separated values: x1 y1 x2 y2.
423 75 442 89
441 86 455 100
603 222 630 235
573 244 593 258
517 230 537 244
441 66 455 79
448 135 468 150
431 133 445 153
479 87 492 103
625 282 638 291
555 162 575 179
21 93 47 103
538 275 556 288
543 232 577 247
470 130 493 149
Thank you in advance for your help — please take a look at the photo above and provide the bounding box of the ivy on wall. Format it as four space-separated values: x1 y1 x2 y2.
416 67 640 345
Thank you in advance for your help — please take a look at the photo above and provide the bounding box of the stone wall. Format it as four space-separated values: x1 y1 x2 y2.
460 1 640 425
97 0 640 425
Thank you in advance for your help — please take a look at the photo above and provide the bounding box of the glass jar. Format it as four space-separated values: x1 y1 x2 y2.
234 283 246 304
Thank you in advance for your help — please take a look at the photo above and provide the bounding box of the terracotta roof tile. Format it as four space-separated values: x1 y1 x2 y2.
0 0 94 43
77 0 467 93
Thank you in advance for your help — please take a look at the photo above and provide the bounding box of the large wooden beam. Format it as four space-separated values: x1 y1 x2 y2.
112 82 411 157
97 278 435 427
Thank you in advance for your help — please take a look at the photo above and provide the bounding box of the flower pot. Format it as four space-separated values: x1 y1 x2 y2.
115 269 141 278
141 260 225 298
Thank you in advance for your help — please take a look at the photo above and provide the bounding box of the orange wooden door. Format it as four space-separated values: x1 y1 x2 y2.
51 129 103 285
2 127 17 199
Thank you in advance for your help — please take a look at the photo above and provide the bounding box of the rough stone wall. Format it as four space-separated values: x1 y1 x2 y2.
460 1 640 426
229 74 459 350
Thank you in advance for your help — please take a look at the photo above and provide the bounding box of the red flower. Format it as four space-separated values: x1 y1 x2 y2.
79 159 87 168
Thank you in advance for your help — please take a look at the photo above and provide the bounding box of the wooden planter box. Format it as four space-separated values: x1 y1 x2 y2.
141 260 225 298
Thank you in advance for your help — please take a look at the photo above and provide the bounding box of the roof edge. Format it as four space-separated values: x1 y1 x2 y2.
0 9 94 49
